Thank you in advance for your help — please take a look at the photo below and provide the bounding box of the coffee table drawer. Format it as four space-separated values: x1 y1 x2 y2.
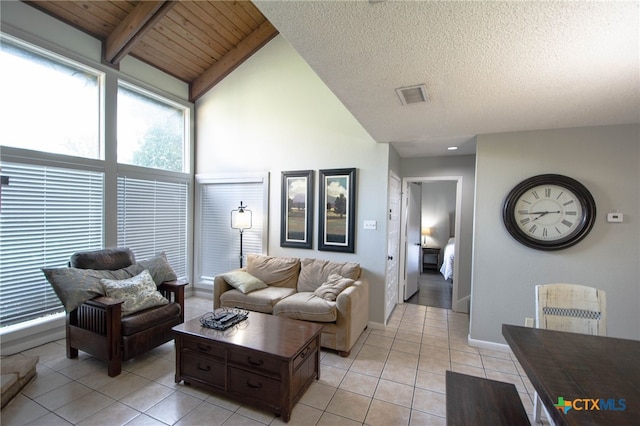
229 348 281 376
228 367 280 406
182 353 225 387
182 336 225 360
293 338 317 371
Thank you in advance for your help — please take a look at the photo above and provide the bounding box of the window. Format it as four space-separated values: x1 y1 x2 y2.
0 35 102 159
117 83 188 172
0 30 193 333
0 161 104 327
196 176 268 284
117 175 188 279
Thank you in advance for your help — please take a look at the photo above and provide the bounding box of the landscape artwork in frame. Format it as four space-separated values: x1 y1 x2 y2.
319 168 356 253
280 170 314 249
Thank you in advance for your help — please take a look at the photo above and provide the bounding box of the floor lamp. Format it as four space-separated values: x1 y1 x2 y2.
231 201 252 268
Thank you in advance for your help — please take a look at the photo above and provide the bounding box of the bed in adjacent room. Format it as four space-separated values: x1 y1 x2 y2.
440 237 455 281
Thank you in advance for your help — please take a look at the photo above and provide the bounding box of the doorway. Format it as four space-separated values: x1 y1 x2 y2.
400 176 462 310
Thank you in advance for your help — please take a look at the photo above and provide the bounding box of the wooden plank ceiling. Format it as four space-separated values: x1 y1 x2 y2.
24 1 278 102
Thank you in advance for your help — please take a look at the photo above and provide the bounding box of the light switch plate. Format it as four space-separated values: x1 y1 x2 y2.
363 220 377 230
607 212 623 223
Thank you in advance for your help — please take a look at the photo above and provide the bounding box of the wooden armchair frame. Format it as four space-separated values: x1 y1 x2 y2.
66 280 187 377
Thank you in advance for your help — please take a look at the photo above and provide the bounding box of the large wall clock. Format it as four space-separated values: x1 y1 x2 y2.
502 174 596 251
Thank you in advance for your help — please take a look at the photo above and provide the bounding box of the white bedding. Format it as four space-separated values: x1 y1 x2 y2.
440 237 455 280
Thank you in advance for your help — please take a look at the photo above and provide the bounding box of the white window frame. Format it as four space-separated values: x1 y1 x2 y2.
194 173 269 291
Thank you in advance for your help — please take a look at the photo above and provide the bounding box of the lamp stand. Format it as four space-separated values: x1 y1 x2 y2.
239 229 244 268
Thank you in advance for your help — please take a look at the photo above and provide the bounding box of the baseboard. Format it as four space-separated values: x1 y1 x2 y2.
467 334 512 353
0 316 65 356
368 321 386 330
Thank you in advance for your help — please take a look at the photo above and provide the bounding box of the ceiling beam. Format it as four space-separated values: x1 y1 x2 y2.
105 0 176 65
190 20 279 102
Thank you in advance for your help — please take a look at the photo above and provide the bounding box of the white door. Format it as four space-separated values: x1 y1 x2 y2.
385 172 401 323
405 183 421 300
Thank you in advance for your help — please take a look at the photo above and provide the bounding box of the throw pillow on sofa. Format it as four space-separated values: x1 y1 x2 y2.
221 271 268 294
314 273 354 301
297 258 360 293
246 254 300 288
136 251 177 285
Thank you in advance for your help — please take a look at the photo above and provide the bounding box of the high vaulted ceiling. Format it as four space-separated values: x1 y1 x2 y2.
24 0 278 102
254 0 640 157
22 1 639 158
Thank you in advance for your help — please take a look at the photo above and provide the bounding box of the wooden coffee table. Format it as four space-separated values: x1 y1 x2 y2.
173 311 324 422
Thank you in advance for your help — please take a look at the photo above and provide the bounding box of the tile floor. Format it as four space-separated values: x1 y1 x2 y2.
2 296 549 425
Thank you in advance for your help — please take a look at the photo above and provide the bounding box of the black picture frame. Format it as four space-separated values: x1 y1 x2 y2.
280 170 314 249
318 168 356 253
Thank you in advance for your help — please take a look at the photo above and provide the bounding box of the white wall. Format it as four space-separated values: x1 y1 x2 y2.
196 36 391 324
401 155 476 312
471 124 640 344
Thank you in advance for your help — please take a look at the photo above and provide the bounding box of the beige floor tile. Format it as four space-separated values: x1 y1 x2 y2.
417 356 450 374
128 356 174 381
58 358 108 380
77 401 140 426
415 370 446 393
271 402 323 426
316 411 363 426
34 380 93 411
234 404 276 424
365 399 411 426
97 372 151 400
422 335 449 350
419 344 449 361
381 363 417 386
22 370 73 399
484 370 527 393
391 339 421 355
364 334 395 350
144 391 202 424
123 413 166 425
374 379 414 408
120 382 174 412
448 339 478 354
0 397 51 425
481 355 519 374
450 349 482 368
54 390 115 424
299 381 337 410
218 412 265 426
173 400 233 425
450 362 486 377
321 351 356 370
23 411 73 426
339 370 379 397
326 389 372 423
318 364 348 387
411 388 446 417
395 330 423 343
350 358 385 377
409 409 446 426
478 347 512 359
386 350 419 370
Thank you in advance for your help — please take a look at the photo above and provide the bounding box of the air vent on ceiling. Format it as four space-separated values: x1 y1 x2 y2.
396 84 428 106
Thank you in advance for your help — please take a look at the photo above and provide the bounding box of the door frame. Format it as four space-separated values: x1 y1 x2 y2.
399 175 463 311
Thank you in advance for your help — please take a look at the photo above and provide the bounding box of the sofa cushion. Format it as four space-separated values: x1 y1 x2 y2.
314 274 354 301
221 271 267 294
297 258 361 292
273 292 337 322
246 254 300 288
100 270 169 316
220 286 296 314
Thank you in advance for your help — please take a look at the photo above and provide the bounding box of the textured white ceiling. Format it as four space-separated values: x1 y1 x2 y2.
255 0 640 157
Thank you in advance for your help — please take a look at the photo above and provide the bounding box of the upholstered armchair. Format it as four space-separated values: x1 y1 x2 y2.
52 248 187 376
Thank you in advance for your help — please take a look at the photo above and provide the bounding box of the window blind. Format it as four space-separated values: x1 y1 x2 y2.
199 181 265 280
0 162 104 327
117 176 188 278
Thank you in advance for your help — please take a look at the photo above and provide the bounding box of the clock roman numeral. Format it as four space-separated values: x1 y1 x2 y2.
517 210 529 215
532 191 540 199
543 228 548 237
565 211 577 216
562 219 573 227
520 218 531 225
556 191 564 200
563 200 574 206
545 188 551 197
529 224 537 233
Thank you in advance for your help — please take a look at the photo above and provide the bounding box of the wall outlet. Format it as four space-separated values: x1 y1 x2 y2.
524 317 534 327
607 212 623 223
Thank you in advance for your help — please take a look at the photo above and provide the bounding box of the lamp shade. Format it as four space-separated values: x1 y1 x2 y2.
421 227 432 236
231 202 252 230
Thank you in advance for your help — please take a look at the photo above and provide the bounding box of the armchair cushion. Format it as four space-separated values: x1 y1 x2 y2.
100 270 169 316
136 252 177 285
314 274 354 301
120 302 182 336
221 271 267 294
43 264 143 312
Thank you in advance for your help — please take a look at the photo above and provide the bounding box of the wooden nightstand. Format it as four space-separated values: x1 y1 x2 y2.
422 247 441 271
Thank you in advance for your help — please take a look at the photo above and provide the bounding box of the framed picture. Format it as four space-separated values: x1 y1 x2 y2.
318 168 356 253
280 170 314 249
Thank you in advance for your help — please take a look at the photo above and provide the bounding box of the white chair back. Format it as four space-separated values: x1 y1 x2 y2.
535 283 606 336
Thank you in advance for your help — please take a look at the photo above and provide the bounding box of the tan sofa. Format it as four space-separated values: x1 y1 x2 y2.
213 254 369 356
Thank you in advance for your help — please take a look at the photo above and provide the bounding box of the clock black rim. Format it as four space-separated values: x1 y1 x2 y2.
502 174 596 251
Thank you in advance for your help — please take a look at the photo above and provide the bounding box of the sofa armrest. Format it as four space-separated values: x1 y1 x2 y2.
213 273 236 309
335 277 370 354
